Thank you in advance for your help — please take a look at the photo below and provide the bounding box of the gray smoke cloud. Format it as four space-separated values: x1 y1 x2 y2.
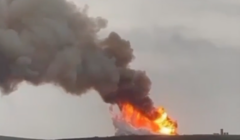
0 0 156 118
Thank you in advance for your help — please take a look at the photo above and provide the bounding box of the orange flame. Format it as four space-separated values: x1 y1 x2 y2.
120 103 178 135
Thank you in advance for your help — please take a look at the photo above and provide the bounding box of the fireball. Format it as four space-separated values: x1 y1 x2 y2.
119 103 178 135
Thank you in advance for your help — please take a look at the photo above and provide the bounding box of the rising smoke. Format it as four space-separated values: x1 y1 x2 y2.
0 0 157 119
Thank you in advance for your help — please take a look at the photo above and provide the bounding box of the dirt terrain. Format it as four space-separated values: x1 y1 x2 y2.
1 135 240 140
62 135 240 140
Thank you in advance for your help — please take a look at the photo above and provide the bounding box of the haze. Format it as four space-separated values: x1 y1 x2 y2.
0 0 239 138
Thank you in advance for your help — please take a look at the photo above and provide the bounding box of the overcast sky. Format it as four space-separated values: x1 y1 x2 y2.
0 0 240 139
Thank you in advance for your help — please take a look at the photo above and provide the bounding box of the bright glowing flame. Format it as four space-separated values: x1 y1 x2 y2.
120 103 178 135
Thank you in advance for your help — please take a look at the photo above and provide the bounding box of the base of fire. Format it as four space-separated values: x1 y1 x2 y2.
109 105 177 136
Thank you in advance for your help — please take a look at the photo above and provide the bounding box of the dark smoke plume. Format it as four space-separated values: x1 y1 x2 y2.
0 0 158 119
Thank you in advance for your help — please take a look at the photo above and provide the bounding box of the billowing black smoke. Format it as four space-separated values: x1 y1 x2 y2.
0 0 158 119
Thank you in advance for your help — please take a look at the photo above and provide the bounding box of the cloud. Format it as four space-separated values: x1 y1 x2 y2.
0 0 239 138
123 27 240 134
0 23 239 137
74 0 240 46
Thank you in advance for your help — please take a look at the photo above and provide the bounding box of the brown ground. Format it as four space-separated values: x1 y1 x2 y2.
61 135 240 140
1 135 240 140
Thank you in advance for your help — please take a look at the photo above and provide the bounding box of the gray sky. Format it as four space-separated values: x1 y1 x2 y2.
0 0 240 138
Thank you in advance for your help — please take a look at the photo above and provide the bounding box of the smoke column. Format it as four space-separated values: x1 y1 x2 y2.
0 0 158 119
